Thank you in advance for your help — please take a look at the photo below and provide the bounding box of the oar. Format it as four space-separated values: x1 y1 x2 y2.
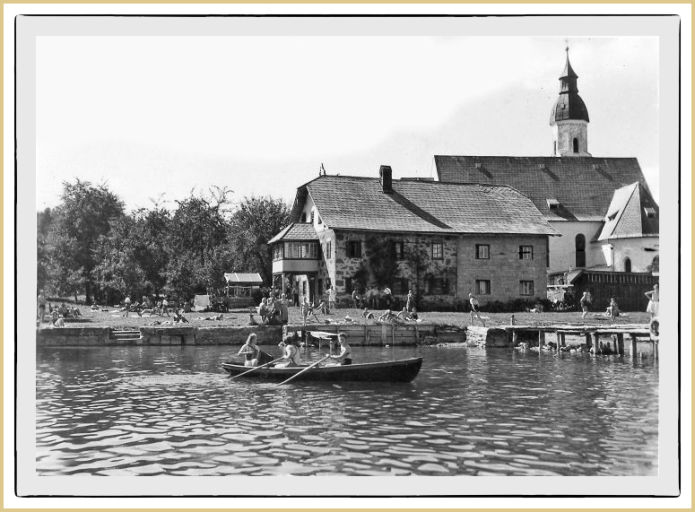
228 357 284 381
276 355 331 386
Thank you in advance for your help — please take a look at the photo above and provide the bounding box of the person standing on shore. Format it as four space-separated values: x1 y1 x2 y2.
645 283 659 320
328 285 336 312
469 293 485 326
38 290 47 323
580 291 592 319
405 290 414 312
292 284 299 307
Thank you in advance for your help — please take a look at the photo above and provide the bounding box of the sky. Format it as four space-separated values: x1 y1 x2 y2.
35 32 659 211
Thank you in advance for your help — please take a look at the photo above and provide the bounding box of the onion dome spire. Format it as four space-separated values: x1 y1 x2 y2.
550 46 590 124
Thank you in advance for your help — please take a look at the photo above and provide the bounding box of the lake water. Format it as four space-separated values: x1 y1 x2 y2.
36 345 658 476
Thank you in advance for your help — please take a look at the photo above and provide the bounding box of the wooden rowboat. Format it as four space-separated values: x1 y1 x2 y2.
221 357 423 383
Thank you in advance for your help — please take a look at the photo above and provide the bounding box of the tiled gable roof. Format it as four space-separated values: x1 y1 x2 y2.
292 175 557 236
267 223 319 244
435 155 649 221
597 182 659 240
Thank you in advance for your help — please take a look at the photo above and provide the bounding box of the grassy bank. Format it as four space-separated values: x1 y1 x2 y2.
42 303 651 330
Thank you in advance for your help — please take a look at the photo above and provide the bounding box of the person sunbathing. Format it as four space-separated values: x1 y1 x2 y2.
378 309 397 323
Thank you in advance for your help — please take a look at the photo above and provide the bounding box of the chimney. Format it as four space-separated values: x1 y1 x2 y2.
379 165 393 194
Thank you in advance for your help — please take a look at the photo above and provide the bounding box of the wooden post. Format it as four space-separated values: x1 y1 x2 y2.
630 334 637 359
512 330 518 346
612 335 618 354
592 332 600 355
585 332 592 351
415 324 419 345
538 330 545 356
617 333 624 355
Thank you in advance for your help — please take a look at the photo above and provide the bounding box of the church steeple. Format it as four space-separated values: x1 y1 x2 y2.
550 46 591 157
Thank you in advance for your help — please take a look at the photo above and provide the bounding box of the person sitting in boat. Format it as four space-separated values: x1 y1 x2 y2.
274 337 303 368
326 334 352 366
237 333 263 367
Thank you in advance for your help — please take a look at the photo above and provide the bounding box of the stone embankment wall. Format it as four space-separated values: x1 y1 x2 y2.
36 323 466 347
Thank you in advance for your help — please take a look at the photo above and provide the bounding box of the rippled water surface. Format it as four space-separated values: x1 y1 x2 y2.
36 345 658 476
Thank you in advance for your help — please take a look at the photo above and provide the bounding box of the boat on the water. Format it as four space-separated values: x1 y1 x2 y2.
222 357 423 383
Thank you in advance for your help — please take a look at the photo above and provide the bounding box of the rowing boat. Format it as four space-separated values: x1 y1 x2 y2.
221 357 423 383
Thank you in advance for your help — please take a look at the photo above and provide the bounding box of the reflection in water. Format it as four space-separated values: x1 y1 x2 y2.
36 345 658 476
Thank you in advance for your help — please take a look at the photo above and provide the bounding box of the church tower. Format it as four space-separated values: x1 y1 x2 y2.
550 47 591 157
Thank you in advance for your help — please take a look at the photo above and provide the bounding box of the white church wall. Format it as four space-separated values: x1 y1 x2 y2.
548 220 604 273
604 237 659 273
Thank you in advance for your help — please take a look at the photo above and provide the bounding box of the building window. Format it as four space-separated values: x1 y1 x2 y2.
476 244 490 259
432 242 443 260
272 244 283 261
284 242 319 259
519 245 533 260
310 209 315 224
346 241 362 258
299 213 306 223
326 240 332 259
393 277 409 295
575 234 586 268
573 138 579 153
345 277 353 294
520 280 534 296
427 276 449 295
476 279 491 295
624 258 632 273
393 241 405 260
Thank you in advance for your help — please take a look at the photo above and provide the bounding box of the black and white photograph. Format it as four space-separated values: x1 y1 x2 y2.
9 4 688 506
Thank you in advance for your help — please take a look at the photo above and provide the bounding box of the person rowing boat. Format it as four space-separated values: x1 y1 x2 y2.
236 333 273 367
237 333 261 367
324 333 352 366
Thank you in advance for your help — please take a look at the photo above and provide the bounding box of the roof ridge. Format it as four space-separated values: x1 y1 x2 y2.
435 154 639 161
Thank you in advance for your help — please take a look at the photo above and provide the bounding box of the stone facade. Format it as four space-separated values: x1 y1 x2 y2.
456 234 548 305
326 230 549 308
332 231 457 301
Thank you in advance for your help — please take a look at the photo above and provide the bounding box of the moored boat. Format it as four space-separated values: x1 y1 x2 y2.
222 357 423 383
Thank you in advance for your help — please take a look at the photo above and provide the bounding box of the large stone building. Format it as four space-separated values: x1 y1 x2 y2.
269 167 557 308
434 49 660 280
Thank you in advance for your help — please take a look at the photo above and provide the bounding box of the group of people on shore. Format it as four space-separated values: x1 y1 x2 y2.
578 283 659 321
236 332 352 369
37 291 81 327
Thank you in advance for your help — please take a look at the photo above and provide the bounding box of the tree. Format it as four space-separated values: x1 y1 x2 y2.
44 180 124 301
37 208 54 293
363 236 399 288
228 196 290 284
167 189 232 265
92 216 148 303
